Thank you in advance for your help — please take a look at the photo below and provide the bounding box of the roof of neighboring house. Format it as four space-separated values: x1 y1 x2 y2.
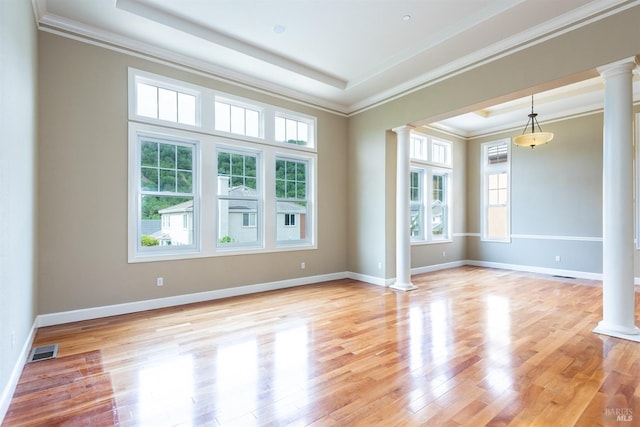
158 200 194 214
158 186 307 215
141 219 161 236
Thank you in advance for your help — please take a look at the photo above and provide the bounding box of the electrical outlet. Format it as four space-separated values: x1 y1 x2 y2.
555 255 561 262
378 262 383 270
442 251 446 257
300 262 306 269
157 277 164 286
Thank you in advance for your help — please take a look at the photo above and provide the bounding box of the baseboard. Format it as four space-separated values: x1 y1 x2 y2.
36 272 348 328
412 260 466 275
346 272 391 287
0 320 37 424
464 260 603 281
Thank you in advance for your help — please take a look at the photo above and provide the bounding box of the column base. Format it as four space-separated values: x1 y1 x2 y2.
593 321 640 342
390 282 417 292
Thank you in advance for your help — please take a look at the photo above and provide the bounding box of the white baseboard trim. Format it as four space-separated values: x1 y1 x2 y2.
412 260 466 276
346 272 391 287
0 320 37 424
27 260 638 329
36 272 348 328
464 260 603 281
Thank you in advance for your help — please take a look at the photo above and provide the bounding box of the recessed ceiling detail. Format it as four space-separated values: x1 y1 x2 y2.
35 0 636 124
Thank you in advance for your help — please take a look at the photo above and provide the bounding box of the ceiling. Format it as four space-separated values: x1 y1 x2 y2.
34 0 639 136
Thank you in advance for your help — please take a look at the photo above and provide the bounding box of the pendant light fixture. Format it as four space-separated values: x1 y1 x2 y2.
513 95 554 148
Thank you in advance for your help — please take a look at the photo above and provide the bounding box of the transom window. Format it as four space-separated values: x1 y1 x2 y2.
134 79 198 126
275 115 312 146
410 134 451 166
215 98 261 138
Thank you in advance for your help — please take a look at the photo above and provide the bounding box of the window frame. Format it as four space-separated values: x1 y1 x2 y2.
214 95 264 140
128 126 201 260
274 154 313 246
129 69 202 130
481 139 511 242
215 146 263 250
409 132 453 244
128 69 318 263
274 111 316 148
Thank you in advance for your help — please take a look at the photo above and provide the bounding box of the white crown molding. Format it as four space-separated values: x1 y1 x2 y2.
347 0 640 115
37 14 351 116
33 0 640 118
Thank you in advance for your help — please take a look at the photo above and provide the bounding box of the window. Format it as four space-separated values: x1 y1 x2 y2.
136 135 197 252
276 158 309 242
275 114 313 147
410 135 428 161
410 134 451 166
284 214 296 227
410 170 423 239
431 173 448 238
481 140 511 241
215 98 261 138
128 69 317 262
243 213 257 228
134 79 198 126
217 150 260 247
410 133 452 242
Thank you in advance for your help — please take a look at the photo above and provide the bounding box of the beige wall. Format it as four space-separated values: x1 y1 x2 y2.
348 5 640 280
15 0 640 321
0 0 38 413
37 33 348 314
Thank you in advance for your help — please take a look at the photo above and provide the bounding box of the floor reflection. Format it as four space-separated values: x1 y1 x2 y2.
273 325 310 421
215 338 258 424
483 295 514 394
138 354 194 426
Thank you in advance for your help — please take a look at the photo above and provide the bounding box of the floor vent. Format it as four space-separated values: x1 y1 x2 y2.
28 344 59 362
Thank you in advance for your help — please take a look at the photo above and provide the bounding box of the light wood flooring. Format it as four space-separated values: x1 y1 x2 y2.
3 266 640 426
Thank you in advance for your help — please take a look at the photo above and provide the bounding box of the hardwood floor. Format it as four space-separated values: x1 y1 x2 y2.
3 266 640 426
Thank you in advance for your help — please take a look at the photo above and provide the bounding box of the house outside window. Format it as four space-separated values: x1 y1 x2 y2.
275 158 309 243
217 150 261 247
481 140 511 242
136 135 197 251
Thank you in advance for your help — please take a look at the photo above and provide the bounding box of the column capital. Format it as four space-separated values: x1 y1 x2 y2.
597 56 639 78
391 125 415 136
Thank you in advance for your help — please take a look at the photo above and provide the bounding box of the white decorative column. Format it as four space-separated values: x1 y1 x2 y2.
391 126 417 291
593 56 640 341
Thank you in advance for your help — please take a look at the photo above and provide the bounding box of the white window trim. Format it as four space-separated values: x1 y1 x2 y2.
128 124 201 261
481 139 511 243
274 153 315 246
128 123 317 263
129 68 317 153
410 131 452 167
274 110 316 148
128 68 203 131
128 69 318 262
215 145 264 251
410 166 452 245
410 132 453 245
